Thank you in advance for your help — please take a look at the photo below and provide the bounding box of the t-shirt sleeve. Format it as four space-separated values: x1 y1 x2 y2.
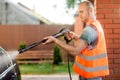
79 26 98 47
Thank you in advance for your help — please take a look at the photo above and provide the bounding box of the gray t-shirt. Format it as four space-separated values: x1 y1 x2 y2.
79 26 98 50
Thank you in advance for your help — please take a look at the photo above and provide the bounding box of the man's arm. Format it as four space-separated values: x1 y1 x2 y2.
54 37 88 56
43 25 97 56
43 34 88 56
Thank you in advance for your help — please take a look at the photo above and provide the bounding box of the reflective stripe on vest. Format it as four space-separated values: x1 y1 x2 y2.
74 61 108 72
79 52 107 60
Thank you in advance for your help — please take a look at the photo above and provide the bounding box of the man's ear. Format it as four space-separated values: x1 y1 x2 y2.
89 8 92 13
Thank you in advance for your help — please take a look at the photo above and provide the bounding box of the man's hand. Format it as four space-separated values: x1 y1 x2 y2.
43 36 56 44
65 31 79 41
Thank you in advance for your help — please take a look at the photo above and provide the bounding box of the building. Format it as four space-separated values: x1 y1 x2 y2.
0 0 53 24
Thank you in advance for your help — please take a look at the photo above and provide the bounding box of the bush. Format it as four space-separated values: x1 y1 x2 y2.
19 42 27 50
53 45 62 65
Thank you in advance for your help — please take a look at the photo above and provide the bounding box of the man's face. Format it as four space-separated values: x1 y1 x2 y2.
78 4 89 22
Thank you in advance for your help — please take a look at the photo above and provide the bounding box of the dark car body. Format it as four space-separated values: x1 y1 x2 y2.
0 47 21 80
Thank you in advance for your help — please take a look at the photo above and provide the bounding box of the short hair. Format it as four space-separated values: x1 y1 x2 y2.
79 1 94 10
79 0 96 15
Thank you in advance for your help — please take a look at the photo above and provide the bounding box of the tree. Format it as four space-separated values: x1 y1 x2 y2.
66 0 82 9
53 45 62 65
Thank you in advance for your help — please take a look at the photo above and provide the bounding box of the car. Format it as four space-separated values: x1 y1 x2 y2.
0 47 21 80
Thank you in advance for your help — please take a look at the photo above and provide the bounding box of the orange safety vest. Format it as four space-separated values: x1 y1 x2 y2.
73 20 109 78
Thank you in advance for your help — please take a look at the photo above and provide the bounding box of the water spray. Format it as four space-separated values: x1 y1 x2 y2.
0 47 17 80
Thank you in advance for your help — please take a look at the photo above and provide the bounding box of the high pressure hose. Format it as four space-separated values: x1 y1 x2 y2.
64 35 72 80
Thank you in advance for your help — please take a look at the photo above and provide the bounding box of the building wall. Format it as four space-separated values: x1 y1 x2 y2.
0 0 6 24
6 3 40 24
96 0 120 80
0 0 40 24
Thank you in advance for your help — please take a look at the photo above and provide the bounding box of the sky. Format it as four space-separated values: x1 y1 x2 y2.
10 0 77 24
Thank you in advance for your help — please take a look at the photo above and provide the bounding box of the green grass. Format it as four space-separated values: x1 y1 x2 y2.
19 63 75 75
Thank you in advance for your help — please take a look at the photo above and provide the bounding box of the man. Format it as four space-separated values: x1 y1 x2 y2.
43 1 109 80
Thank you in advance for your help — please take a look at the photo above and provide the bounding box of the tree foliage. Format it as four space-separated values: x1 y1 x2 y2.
66 0 82 9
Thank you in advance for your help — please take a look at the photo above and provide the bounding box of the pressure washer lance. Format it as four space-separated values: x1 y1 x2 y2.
18 28 70 54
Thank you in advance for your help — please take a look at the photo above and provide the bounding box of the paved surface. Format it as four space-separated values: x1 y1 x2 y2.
22 74 79 80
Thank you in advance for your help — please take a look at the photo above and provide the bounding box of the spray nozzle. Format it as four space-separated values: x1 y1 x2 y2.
18 39 47 53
